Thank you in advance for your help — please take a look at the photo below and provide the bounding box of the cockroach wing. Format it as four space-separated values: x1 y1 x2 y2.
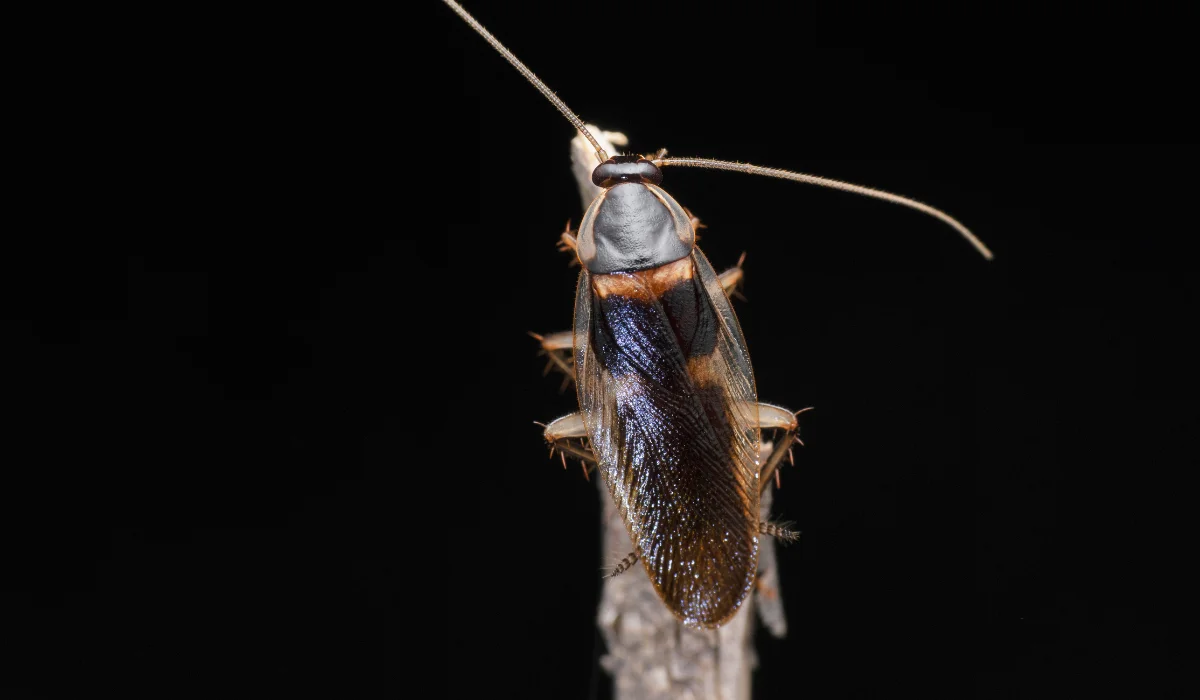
574 249 761 628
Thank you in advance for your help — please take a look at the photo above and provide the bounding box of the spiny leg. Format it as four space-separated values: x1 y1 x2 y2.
556 223 579 263
683 206 707 237
541 412 596 480
752 402 808 635
749 403 803 633
529 226 580 388
717 251 747 302
754 402 810 494
529 330 574 390
756 403 808 542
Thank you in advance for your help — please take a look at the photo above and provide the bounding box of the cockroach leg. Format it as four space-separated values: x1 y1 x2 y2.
682 206 708 233
530 329 575 383
759 521 800 543
758 439 792 497
557 227 578 254
554 224 578 268
554 225 581 267
531 329 572 352
606 551 640 579
753 402 802 494
542 412 597 477
717 259 746 300
543 412 586 439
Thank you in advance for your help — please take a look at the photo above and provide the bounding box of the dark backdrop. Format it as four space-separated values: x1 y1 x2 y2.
4 2 1193 698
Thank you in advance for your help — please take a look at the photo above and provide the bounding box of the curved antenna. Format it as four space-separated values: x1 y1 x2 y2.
655 157 993 260
442 0 609 164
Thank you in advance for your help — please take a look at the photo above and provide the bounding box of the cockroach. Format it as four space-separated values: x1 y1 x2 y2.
443 0 991 629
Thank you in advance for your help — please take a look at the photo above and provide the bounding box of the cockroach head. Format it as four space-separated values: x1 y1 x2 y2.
591 155 663 189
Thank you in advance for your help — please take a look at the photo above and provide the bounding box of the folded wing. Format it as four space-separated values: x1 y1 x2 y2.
574 250 761 628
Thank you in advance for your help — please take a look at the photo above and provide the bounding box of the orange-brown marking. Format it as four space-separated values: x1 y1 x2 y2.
685 354 724 389
591 256 693 301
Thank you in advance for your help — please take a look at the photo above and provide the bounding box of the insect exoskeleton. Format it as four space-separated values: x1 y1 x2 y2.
442 0 990 630
541 155 801 628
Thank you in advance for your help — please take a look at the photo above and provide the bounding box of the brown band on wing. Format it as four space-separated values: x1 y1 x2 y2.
686 354 722 389
591 257 693 301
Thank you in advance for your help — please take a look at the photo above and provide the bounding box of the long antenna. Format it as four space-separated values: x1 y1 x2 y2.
444 0 990 260
655 157 993 259
442 0 609 163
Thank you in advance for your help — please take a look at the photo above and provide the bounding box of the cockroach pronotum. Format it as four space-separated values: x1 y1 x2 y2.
442 0 992 629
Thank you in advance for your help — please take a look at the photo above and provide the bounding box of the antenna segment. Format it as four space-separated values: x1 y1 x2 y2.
654 157 993 260
441 0 609 163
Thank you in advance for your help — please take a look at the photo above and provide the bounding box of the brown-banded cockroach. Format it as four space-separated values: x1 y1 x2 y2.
442 0 991 629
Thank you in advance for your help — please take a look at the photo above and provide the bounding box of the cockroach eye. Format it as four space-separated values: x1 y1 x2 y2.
591 155 663 188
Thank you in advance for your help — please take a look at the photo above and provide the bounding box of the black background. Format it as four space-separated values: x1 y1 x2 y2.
4 2 1195 698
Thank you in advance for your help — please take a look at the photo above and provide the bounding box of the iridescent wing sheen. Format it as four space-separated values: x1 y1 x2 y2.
574 249 761 628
